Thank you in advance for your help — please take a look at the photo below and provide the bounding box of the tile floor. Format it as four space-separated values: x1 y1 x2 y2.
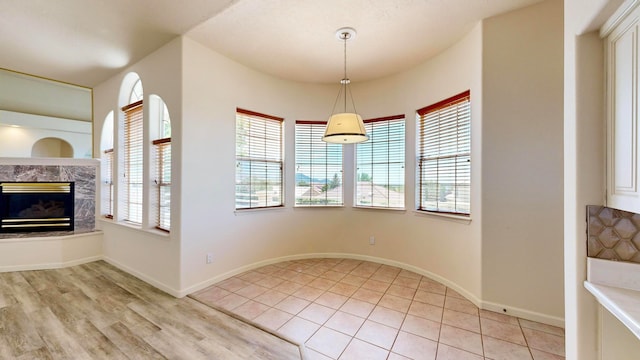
190 258 565 360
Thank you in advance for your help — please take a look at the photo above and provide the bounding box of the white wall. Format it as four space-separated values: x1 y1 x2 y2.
564 0 626 358
93 37 183 294
482 0 564 321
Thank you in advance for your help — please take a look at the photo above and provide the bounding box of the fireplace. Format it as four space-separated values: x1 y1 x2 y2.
0 182 75 233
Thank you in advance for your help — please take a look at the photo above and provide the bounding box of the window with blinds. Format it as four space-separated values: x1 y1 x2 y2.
153 138 171 231
355 115 405 209
295 121 343 206
235 108 284 210
122 100 144 224
101 149 114 219
417 90 471 215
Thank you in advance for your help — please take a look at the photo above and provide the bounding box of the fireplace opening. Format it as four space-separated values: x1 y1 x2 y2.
0 182 74 233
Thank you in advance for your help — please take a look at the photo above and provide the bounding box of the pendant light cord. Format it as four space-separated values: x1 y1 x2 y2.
329 30 358 116
343 34 348 112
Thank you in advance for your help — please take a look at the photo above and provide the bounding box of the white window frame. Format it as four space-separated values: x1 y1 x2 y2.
235 108 284 210
417 90 471 216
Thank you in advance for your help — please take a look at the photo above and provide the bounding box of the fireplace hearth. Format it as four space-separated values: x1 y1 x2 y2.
0 182 75 233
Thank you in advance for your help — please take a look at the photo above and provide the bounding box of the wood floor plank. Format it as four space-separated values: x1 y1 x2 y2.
64 319 129 360
44 269 82 294
195 338 259 360
64 273 102 300
127 300 207 343
15 347 54 360
61 290 118 330
36 289 84 328
94 296 161 338
20 271 54 292
70 263 103 281
101 321 167 360
0 271 29 287
0 261 302 360
66 273 133 303
29 307 93 360
0 325 15 359
87 262 176 309
0 275 19 309
143 329 211 360
7 280 46 314
0 305 46 357
175 298 301 360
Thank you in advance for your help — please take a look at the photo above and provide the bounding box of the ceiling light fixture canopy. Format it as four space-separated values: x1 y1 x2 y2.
322 27 368 144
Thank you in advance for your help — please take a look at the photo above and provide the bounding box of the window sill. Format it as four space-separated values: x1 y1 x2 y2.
353 206 407 213
99 217 171 238
234 206 288 215
294 205 345 209
413 210 472 224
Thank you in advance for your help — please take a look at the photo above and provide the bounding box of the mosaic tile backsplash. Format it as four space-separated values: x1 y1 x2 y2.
0 164 96 237
587 205 640 263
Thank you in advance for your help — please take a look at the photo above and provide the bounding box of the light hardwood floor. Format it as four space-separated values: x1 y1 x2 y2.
0 261 302 360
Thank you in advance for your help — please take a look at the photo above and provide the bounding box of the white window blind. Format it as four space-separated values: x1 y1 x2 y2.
355 115 405 209
153 138 171 231
101 148 114 219
235 108 284 210
123 100 143 224
295 121 343 206
417 90 471 215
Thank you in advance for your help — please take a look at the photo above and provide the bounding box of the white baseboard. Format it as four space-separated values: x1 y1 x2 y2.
181 252 564 328
481 300 565 328
0 255 103 273
1 248 565 328
178 253 318 297
102 256 182 298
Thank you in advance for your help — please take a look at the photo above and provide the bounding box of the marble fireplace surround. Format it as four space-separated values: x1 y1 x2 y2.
0 157 98 237
0 158 103 272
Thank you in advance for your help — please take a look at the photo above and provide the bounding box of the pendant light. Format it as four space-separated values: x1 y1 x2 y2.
322 27 368 144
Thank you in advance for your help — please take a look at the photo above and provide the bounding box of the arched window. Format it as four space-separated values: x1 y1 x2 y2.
119 73 144 225
129 78 143 103
100 111 114 218
150 95 171 231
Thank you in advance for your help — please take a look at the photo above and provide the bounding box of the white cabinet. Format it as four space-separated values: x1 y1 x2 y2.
606 2 640 214
600 307 640 360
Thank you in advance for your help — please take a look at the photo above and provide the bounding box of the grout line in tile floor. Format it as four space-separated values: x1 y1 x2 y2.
190 258 565 360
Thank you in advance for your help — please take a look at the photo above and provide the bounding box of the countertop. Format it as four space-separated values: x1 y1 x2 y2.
584 257 640 340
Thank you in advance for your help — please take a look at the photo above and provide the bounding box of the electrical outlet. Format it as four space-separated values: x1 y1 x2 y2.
369 236 375 245
206 253 213 264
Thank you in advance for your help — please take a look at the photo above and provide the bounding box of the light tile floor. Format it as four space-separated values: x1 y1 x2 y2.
190 258 565 360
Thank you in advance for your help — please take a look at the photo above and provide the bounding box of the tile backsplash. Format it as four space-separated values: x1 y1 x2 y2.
587 205 640 263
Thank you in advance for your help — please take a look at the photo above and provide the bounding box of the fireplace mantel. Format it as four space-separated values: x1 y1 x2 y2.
0 157 98 166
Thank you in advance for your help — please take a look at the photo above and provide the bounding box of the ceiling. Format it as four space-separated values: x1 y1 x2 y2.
0 0 542 88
